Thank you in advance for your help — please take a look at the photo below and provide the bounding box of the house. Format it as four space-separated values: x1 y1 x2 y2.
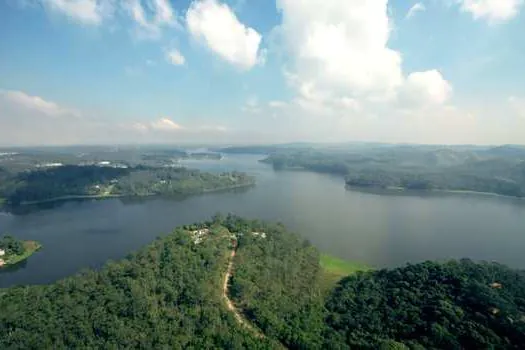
0 249 5 257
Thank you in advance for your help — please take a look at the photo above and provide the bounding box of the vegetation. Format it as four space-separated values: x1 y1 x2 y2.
319 254 371 291
261 145 525 197
324 260 525 349
0 236 41 267
227 218 326 348
1 217 525 349
0 165 255 207
0 221 272 349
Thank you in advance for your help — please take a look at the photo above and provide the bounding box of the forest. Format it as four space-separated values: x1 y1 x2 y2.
0 165 255 206
1 216 524 349
260 145 525 197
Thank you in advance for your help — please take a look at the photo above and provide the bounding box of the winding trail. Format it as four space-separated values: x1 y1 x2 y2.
222 243 264 338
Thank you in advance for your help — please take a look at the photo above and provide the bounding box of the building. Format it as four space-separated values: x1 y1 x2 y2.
0 249 5 257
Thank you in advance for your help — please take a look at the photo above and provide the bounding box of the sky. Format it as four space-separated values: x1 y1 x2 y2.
0 0 524 146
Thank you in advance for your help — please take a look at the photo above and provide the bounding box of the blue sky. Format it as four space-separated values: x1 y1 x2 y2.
0 0 524 145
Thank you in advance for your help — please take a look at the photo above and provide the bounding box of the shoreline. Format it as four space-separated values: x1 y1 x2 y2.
2 182 256 208
346 185 523 200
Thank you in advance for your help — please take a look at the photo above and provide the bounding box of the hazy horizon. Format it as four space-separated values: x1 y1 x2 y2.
1 0 524 146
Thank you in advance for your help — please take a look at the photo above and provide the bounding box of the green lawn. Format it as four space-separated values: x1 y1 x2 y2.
3 241 42 266
320 254 372 292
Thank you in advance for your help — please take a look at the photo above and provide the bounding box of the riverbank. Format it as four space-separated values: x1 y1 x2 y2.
345 185 524 200
5 182 256 208
1 240 42 267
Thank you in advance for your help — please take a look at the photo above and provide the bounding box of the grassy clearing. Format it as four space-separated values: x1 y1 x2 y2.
4 241 42 266
319 254 371 293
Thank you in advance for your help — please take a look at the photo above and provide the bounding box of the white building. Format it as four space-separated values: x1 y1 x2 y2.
0 249 5 257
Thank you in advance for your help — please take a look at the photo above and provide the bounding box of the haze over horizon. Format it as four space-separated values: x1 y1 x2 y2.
1 0 524 146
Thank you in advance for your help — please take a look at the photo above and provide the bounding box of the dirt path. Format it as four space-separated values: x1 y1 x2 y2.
223 246 264 338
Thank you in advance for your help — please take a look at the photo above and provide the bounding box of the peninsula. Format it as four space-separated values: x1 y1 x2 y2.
0 235 41 267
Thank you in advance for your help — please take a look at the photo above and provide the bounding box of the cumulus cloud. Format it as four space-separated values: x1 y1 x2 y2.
186 0 263 69
277 0 403 96
406 2 426 19
40 0 115 25
275 0 453 116
125 0 178 39
401 70 453 105
166 49 185 65
458 0 524 23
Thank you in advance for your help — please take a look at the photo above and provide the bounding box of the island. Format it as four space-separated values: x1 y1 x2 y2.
1 215 524 348
0 165 255 208
0 235 41 267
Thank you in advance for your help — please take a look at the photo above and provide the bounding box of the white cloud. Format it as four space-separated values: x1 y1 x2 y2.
186 0 263 69
126 0 178 39
458 0 524 23
275 0 453 118
277 0 403 96
401 70 453 105
166 49 186 65
406 2 426 19
150 117 184 130
0 90 81 117
40 0 114 25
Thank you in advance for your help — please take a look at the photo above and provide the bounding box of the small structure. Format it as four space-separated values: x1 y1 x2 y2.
0 249 5 257
252 232 267 239
490 282 502 289
191 229 210 244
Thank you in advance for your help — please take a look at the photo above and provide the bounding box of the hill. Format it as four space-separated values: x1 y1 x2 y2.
1 216 525 349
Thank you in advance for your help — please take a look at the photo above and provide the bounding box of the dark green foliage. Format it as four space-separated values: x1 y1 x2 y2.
262 146 525 197
0 235 25 255
7 166 129 205
324 259 525 349
0 165 255 206
0 227 271 349
114 169 254 196
228 217 326 349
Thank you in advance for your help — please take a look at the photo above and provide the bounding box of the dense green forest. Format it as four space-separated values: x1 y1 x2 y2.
0 219 273 348
260 146 525 197
2 216 524 349
324 260 525 349
0 165 255 206
228 219 325 348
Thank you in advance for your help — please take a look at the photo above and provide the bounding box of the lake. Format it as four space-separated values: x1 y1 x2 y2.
1 154 525 288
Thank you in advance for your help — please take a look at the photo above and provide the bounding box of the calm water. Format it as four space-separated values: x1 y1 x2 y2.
1 154 525 287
